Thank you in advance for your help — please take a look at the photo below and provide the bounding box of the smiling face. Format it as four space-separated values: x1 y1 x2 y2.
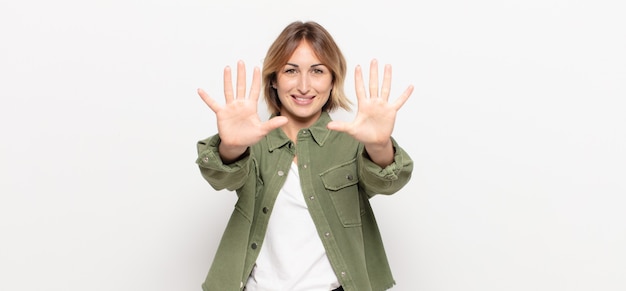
275 40 333 127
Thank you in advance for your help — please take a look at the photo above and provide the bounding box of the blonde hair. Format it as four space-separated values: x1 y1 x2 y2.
262 21 351 115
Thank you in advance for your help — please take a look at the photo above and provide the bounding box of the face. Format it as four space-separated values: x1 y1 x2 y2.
275 41 333 126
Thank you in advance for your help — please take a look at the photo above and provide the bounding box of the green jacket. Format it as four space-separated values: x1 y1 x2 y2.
196 112 413 291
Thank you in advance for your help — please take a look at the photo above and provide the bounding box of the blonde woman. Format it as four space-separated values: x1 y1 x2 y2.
196 21 414 291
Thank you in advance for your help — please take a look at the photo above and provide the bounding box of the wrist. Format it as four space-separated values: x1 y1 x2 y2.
364 140 394 167
218 142 249 164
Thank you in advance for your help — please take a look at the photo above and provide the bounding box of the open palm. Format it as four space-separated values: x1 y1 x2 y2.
197 61 288 149
327 59 414 146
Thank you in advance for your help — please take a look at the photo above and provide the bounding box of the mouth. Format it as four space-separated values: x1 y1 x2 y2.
292 95 315 105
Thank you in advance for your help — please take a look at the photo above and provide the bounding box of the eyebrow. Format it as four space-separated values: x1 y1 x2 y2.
286 63 325 68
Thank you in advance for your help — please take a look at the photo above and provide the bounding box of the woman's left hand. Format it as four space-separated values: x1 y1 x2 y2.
327 59 413 166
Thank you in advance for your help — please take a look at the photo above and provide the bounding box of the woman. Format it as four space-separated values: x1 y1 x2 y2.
196 21 414 291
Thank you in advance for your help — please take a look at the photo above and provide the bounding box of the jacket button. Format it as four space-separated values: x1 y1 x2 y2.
277 170 284 176
346 174 353 180
251 242 257 249
262 207 269 214
202 157 209 163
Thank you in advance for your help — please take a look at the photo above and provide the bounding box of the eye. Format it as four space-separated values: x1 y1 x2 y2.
312 68 325 74
284 68 297 74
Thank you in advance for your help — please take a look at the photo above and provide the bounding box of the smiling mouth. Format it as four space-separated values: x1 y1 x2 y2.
292 95 314 104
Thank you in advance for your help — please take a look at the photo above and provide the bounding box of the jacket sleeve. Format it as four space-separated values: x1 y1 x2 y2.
357 137 413 197
196 134 251 191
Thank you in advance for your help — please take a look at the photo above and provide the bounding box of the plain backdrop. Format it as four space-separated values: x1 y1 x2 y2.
1 0 625 290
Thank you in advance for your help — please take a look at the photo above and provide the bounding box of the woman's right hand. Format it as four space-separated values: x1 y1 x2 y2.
197 60 288 163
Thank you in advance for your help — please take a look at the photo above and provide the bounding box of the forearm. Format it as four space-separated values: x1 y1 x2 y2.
363 139 394 168
196 135 250 191
359 138 413 196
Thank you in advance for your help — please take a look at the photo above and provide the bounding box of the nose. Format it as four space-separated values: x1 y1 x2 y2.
297 72 310 93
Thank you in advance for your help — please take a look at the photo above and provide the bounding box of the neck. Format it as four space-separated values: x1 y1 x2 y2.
279 112 322 142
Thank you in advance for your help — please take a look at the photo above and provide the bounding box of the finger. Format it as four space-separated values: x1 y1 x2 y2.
369 59 379 98
326 120 351 133
262 116 289 132
381 64 392 101
392 85 414 111
354 65 366 103
249 66 261 103
223 66 234 103
197 88 222 113
236 60 246 99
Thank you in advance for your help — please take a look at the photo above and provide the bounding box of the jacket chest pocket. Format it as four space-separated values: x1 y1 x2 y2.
320 160 361 227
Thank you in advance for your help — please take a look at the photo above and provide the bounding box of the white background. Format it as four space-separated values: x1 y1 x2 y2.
1 0 625 290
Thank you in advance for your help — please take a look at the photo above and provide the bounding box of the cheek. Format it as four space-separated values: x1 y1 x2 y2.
312 78 333 92
276 78 296 91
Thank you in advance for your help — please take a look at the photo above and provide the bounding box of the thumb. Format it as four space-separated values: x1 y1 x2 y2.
327 120 350 133
262 116 289 132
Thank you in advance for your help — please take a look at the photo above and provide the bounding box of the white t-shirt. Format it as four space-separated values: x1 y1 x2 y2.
245 162 340 291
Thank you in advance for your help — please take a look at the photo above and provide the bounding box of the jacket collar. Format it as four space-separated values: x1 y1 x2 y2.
266 112 333 151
